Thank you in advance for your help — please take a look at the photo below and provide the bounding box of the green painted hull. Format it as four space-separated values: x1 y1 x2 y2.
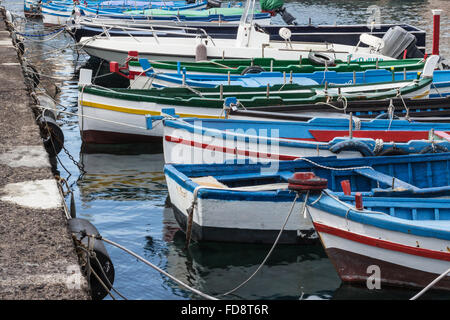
80 78 431 109
130 57 425 75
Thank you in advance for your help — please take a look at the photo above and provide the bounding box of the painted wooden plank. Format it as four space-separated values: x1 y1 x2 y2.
353 168 416 190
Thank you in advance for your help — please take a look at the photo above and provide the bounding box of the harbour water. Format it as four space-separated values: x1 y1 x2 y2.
4 0 450 300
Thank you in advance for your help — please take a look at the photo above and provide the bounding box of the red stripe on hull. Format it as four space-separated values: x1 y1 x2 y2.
314 222 450 261
82 130 161 144
165 135 301 160
309 130 431 142
325 248 450 291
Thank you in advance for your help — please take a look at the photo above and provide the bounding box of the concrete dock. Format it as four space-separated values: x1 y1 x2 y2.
0 12 90 299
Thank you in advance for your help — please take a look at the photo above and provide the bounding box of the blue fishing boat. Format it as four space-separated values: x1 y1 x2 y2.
164 153 450 245
41 0 211 25
227 96 450 122
75 6 272 23
293 164 450 291
135 57 449 97
162 115 450 164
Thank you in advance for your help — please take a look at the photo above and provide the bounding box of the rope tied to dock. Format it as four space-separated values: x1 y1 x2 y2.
84 234 220 300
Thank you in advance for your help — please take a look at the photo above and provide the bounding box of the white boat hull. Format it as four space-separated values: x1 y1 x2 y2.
165 172 317 244
79 28 396 63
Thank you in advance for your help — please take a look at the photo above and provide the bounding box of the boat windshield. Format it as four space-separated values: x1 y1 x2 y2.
239 0 256 26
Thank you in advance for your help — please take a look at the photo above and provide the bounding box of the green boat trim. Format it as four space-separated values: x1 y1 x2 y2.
79 78 431 109
128 57 425 75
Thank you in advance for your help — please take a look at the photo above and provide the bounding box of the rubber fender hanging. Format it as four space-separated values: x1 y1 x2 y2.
42 108 57 120
11 32 24 56
419 144 449 154
240 65 266 75
308 51 336 67
25 64 40 87
68 218 115 300
195 43 207 62
37 114 64 157
329 140 375 157
376 146 409 156
374 113 400 120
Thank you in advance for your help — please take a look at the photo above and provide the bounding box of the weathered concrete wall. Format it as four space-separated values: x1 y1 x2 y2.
0 14 90 299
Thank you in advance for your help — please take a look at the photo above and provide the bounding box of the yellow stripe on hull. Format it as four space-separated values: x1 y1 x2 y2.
79 100 222 119
412 90 430 99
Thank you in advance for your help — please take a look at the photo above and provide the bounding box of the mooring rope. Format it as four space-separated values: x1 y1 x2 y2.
97 236 219 300
410 267 450 300
15 27 65 39
221 192 305 297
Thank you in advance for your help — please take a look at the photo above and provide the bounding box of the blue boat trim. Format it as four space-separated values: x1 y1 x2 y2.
309 193 450 241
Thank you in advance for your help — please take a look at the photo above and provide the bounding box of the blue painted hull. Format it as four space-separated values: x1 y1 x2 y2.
164 153 450 244
142 60 450 97
162 117 450 164
164 117 450 141
165 153 450 201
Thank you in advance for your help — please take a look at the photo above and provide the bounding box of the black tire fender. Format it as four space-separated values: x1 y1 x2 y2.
419 144 449 154
376 147 409 156
308 51 336 67
241 65 266 75
329 140 375 157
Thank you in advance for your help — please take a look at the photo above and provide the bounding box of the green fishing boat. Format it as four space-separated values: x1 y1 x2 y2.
128 57 426 76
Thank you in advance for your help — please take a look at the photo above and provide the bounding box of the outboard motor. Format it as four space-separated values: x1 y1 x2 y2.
381 26 424 59
276 6 297 25
260 0 298 25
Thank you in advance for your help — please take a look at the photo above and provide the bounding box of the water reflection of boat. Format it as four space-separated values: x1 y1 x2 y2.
159 207 340 300
78 151 167 202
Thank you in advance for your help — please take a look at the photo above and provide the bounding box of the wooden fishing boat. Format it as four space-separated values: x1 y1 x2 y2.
122 57 448 97
162 116 450 164
78 6 259 20
123 55 426 74
301 169 450 291
77 58 434 143
121 59 450 98
112 56 428 88
164 153 450 244
228 96 450 122
41 0 212 25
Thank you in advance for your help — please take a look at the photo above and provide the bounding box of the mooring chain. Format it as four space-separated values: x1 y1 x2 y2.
61 143 86 176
